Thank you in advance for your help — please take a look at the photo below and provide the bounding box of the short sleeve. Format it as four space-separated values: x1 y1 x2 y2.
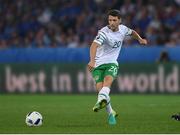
124 26 132 36
93 31 107 45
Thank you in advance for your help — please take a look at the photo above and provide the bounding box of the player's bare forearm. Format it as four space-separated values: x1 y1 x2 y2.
90 42 98 62
88 42 98 72
132 30 147 45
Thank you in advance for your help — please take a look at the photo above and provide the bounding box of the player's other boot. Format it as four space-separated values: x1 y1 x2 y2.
108 110 118 125
93 99 107 112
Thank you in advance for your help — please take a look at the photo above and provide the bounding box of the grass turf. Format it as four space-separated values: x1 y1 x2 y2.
0 94 180 134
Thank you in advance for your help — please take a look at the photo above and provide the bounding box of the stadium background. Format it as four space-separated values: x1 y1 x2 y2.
0 0 180 133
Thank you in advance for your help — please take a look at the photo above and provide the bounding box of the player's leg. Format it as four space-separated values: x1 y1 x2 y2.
93 84 109 112
103 75 116 114
103 64 119 125
93 64 118 113
103 63 118 114
103 76 117 125
92 65 116 112
99 75 112 109
92 82 104 112
96 82 103 92
92 64 118 118
91 66 105 112
101 75 117 125
94 65 114 106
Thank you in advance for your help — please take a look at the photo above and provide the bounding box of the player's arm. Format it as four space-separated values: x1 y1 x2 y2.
88 30 106 72
88 42 99 72
131 30 147 45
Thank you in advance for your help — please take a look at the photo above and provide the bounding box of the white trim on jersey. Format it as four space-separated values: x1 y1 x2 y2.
125 27 132 36
93 31 107 45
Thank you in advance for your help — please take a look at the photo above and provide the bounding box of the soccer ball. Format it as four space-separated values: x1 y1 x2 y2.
25 111 43 126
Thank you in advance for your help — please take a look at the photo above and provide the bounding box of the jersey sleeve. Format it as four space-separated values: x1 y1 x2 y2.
93 31 107 45
124 26 132 36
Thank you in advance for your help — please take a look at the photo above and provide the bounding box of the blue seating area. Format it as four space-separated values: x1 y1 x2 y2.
0 0 179 48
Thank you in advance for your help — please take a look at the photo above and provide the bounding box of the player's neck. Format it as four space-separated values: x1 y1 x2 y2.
112 28 119 32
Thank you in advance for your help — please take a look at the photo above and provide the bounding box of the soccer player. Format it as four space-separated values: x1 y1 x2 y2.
87 9 147 125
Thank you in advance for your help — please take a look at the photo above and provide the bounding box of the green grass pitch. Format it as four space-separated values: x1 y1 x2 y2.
0 94 180 134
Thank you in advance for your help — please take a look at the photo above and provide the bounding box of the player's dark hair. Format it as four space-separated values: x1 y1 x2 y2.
107 9 121 19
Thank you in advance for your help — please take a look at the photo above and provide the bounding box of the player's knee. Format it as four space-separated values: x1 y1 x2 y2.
103 76 113 86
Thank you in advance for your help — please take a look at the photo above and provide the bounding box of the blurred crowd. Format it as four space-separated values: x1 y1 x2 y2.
0 0 179 48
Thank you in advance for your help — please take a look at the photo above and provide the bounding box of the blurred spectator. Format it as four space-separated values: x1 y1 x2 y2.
0 0 179 48
157 50 171 63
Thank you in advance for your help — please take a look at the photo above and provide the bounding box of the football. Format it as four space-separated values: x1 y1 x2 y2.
25 111 43 126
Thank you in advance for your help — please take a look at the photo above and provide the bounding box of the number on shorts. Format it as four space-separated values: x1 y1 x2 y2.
108 66 117 75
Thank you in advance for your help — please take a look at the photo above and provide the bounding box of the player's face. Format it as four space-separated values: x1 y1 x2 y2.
108 15 121 31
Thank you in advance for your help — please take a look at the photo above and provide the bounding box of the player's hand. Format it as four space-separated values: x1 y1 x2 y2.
139 38 147 45
87 61 95 72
